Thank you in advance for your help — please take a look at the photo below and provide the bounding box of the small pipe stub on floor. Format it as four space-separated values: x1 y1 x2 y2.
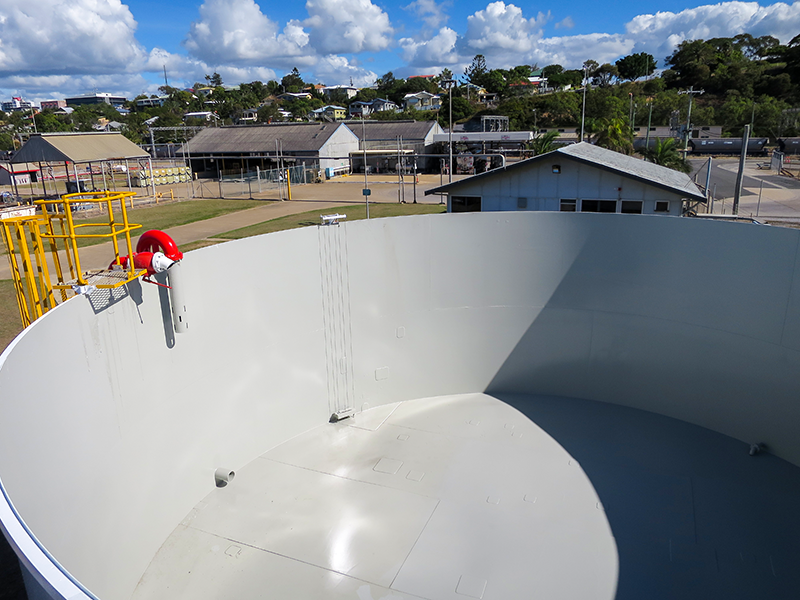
214 468 236 487
329 408 354 423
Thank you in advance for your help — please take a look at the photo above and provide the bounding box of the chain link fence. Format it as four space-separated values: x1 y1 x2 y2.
199 164 318 199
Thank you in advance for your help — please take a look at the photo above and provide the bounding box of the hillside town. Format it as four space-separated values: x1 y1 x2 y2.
1 33 798 163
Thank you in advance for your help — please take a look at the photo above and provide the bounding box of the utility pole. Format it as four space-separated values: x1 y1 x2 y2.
678 87 704 154
733 124 750 215
362 116 369 219
443 79 456 183
645 99 653 149
580 65 588 143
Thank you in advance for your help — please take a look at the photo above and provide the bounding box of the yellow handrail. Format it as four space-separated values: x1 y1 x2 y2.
1 191 148 327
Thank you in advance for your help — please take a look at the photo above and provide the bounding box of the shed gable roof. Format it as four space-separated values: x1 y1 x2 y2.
425 142 705 201
344 120 441 142
185 123 354 154
12 133 149 164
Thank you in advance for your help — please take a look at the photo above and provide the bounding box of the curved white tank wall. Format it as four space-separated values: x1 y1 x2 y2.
1 212 800 599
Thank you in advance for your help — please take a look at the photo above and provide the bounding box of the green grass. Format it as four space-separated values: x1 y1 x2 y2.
67 198 267 247
0 280 23 353
217 202 446 240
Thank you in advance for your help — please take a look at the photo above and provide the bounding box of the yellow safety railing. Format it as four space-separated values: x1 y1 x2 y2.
1 191 146 328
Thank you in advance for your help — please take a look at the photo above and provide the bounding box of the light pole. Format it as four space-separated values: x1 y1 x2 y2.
628 93 633 133
443 79 455 183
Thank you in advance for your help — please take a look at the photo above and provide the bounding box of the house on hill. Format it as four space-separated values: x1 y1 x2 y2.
402 91 441 111
425 142 705 215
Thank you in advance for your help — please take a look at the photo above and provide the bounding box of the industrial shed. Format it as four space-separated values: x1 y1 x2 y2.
11 132 153 195
344 120 444 173
427 142 706 215
181 122 359 178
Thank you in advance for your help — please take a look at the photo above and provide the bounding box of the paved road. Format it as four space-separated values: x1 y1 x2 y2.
689 157 800 218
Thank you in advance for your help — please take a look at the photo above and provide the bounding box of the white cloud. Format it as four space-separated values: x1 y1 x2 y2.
183 0 312 68
0 0 146 76
625 2 800 60
304 0 393 54
313 55 377 87
463 2 549 54
533 33 633 68
404 0 450 29
0 73 155 105
400 27 460 67
554 16 574 30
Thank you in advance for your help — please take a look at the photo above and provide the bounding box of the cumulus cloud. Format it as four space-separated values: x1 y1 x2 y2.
313 55 377 87
533 33 633 68
464 2 549 54
0 0 146 76
625 1 800 59
400 27 460 67
304 0 393 54
0 73 154 105
404 0 450 29
183 0 312 68
6 0 800 102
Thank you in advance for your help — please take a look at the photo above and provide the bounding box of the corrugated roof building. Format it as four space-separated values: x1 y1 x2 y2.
12 133 149 164
344 120 444 173
426 142 705 215
182 122 359 177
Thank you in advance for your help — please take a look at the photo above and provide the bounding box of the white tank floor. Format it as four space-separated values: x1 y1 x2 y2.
131 393 800 600
132 393 617 600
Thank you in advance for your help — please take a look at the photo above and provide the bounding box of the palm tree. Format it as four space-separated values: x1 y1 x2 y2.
591 117 634 155
641 138 691 173
529 130 560 155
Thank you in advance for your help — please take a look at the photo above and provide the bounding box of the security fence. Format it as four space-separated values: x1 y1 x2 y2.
202 164 318 199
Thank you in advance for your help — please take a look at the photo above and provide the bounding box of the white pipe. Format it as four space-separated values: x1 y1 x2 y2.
168 262 188 334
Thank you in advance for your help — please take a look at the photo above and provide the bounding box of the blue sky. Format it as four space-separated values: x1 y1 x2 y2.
0 0 799 103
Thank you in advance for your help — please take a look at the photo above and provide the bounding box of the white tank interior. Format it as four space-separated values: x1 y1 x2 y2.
1 212 800 600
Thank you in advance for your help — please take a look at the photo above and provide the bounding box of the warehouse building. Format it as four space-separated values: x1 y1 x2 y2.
182 122 359 178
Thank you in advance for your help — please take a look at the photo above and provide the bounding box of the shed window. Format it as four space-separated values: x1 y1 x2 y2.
517 197 528 209
581 200 617 213
621 201 643 214
560 199 577 212
451 196 481 212
654 201 670 213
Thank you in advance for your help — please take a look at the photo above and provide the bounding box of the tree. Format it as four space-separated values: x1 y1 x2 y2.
733 33 780 59
591 63 618 87
281 68 304 93
439 68 453 84
529 130 559 155
615 53 657 81
257 104 282 123
465 55 489 86
541 64 563 79
591 117 634 154
205 72 223 87
376 71 397 91
450 97 474 122
640 137 691 173
548 69 582 90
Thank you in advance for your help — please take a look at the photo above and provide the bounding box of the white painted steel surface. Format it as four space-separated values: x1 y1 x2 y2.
1 212 800 599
